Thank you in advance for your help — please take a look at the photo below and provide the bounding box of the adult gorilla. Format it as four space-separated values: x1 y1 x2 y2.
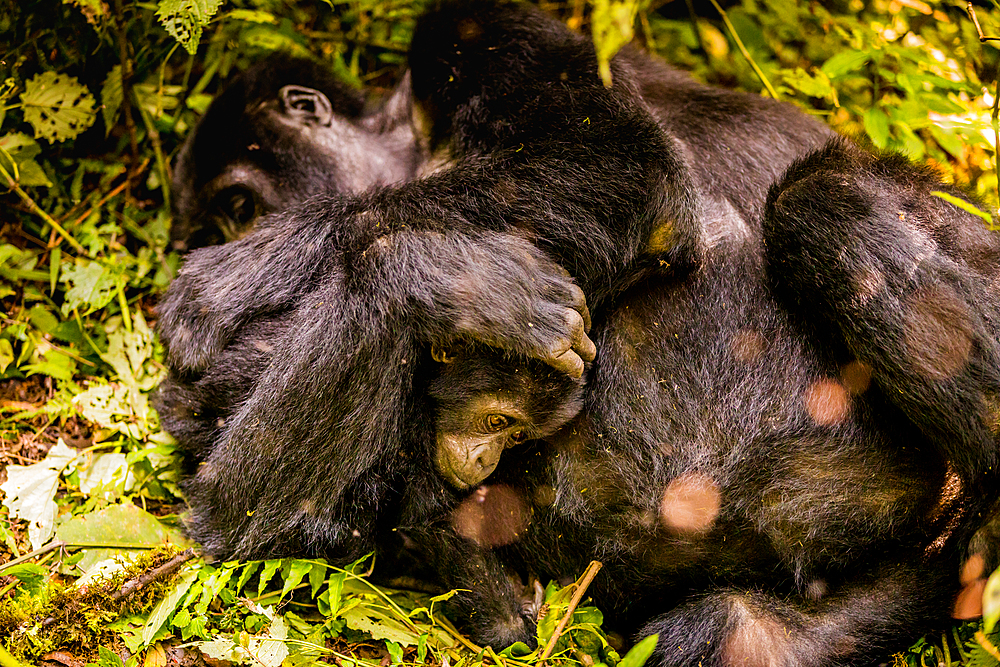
158 2 1000 664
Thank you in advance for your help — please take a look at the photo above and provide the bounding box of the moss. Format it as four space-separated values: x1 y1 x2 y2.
1 546 183 663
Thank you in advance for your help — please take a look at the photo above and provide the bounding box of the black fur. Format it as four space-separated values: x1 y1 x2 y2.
158 2 1000 663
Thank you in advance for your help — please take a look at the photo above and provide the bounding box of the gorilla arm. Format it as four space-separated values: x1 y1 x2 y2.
157 2 699 375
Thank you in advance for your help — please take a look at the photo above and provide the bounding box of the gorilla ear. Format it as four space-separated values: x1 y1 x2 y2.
279 85 333 127
361 71 413 133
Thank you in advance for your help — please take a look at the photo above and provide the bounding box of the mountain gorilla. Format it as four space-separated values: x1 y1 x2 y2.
158 1 1000 663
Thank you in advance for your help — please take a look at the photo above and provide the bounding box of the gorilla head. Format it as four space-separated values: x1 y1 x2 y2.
171 54 421 249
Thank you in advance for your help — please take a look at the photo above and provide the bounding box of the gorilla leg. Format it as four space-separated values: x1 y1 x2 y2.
764 138 1000 487
641 558 954 667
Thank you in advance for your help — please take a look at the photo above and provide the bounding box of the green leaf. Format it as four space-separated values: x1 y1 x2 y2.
279 559 313 600
863 107 890 149
0 338 14 374
101 65 123 136
93 646 125 667
236 561 261 594
341 604 420 646
0 563 48 595
781 67 833 100
308 560 327 598
257 559 282 597
0 439 78 549
156 0 224 54
0 132 52 186
820 51 870 78
61 260 118 316
20 71 97 143
591 0 640 86
619 634 658 667
55 502 189 572
386 640 403 664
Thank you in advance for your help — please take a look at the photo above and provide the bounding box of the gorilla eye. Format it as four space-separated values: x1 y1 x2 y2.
213 186 258 227
485 414 510 432
510 429 528 445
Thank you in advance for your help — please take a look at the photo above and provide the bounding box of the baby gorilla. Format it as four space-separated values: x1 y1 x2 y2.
157 326 585 555
429 342 585 490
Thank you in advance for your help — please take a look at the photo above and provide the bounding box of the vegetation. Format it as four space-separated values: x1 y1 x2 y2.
2 0 1000 665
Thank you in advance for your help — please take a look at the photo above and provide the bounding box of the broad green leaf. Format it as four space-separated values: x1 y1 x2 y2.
619 634 658 667
143 569 199 646
0 563 48 595
101 65 123 136
156 0 224 54
385 640 403 664
0 132 52 186
55 502 188 572
820 51 870 78
20 71 97 142
342 604 420 646
781 67 833 100
94 646 125 667
0 439 78 549
61 260 118 315
863 107 890 149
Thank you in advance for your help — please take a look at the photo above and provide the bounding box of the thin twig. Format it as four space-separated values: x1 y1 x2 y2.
968 2 1000 42
0 541 66 574
112 0 139 168
110 548 195 600
538 561 603 665
966 2 1000 218
707 0 779 99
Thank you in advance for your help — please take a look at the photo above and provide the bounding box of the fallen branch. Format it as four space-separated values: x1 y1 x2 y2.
110 548 195 601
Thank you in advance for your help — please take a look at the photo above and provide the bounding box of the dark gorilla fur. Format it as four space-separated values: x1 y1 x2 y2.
157 1 1000 663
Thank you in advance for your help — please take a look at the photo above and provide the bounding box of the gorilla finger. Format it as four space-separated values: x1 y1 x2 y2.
547 346 585 379
564 308 596 362
565 283 592 332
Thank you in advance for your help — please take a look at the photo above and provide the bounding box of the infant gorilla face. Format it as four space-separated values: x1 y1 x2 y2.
429 344 586 489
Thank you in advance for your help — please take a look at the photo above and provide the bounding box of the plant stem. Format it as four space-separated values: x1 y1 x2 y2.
538 560 603 665
0 163 87 255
